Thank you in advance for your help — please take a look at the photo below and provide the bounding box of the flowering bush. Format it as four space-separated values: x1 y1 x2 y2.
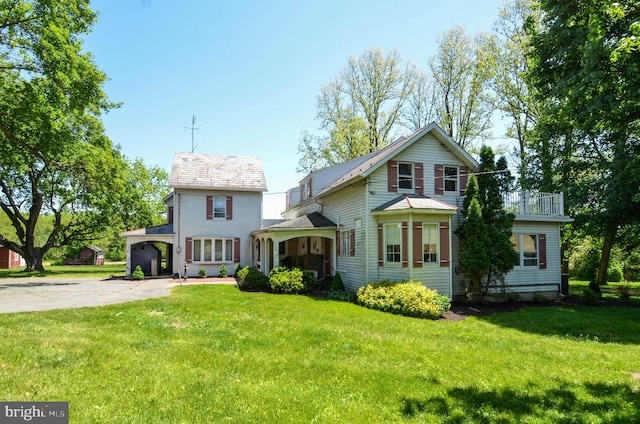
356 280 450 320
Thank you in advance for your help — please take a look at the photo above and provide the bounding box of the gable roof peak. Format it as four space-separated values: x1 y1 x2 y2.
169 151 267 191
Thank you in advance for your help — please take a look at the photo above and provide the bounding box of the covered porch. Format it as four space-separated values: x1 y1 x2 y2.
251 212 337 278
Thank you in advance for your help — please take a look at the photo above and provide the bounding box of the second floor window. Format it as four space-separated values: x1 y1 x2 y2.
213 196 226 218
398 163 413 190
444 166 459 193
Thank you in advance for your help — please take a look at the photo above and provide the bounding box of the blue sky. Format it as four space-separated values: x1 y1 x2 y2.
85 0 506 218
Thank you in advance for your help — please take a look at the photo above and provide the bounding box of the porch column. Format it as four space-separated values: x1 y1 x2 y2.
125 238 132 277
272 236 280 269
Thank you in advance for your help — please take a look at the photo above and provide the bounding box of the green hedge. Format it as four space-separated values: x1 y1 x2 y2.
268 267 306 294
237 266 270 291
356 280 450 320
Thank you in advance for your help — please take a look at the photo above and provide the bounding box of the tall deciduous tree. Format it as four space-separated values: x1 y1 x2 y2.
297 47 416 173
0 0 124 271
429 26 495 150
488 0 541 186
528 0 640 285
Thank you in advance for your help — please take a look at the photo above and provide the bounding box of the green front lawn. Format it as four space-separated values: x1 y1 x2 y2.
570 280 640 304
0 284 639 422
0 262 126 279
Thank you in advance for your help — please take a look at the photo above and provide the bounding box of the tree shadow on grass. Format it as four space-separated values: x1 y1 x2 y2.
477 304 640 345
401 379 640 423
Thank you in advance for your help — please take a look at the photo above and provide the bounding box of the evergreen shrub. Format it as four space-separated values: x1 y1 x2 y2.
237 266 270 291
131 265 145 281
218 264 228 278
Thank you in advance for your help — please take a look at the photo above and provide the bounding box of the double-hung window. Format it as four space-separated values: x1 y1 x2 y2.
213 196 226 218
444 166 459 193
385 223 402 264
511 234 538 267
422 223 438 264
398 162 413 190
340 230 350 256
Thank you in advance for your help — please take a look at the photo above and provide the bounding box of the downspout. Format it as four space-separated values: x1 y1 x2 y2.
177 192 183 281
364 178 370 285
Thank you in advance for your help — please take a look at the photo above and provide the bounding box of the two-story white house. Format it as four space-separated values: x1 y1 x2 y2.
252 123 572 300
122 152 267 278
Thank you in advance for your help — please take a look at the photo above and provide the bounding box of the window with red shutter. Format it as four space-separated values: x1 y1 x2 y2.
388 161 398 192
439 222 450 267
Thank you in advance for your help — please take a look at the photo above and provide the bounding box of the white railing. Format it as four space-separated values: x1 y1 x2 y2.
503 191 565 216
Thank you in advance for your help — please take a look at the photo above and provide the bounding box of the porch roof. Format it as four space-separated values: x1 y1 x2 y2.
120 224 174 237
372 194 458 214
259 212 336 231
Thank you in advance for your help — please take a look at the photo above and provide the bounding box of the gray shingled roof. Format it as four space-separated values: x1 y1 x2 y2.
169 152 267 191
264 212 336 230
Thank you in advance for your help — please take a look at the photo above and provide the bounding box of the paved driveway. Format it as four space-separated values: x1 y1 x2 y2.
0 277 235 314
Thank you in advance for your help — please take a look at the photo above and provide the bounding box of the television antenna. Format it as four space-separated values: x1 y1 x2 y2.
184 114 205 153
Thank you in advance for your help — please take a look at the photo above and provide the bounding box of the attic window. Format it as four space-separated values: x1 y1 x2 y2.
300 180 312 201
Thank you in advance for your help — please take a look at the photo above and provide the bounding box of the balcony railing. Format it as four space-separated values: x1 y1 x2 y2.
503 191 565 216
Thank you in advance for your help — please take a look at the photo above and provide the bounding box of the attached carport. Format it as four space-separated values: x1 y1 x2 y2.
121 224 175 277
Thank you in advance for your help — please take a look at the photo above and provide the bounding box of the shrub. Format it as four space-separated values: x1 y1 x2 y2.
234 263 242 276
328 290 356 302
581 287 600 304
302 270 318 291
131 265 145 281
218 264 228 278
269 267 306 294
617 284 631 302
533 292 548 303
331 272 345 291
588 280 602 296
607 267 623 283
237 266 270 291
356 280 450 320
198 268 207 278
316 276 333 291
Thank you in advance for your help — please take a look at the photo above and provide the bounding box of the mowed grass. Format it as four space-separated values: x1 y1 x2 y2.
570 280 640 304
0 285 639 423
0 262 126 279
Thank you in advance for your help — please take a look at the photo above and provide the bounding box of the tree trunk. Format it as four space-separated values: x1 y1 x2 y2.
597 224 616 285
22 247 46 272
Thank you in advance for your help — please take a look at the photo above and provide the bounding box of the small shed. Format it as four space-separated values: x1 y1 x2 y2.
64 246 105 265
0 247 25 269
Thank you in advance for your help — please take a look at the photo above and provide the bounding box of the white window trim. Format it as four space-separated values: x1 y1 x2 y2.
443 165 459 193
213 196 226 219
384 223 402 265
422 223 439 265
512 233 538 267
398 162 414 192
192 237 235 263
340 230 350 256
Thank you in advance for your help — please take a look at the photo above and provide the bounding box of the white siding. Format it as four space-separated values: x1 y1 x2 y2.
174 188 262 277
320 184 368 292
506 221 562 294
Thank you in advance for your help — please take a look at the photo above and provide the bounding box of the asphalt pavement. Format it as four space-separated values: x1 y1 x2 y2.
0 277 236 313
